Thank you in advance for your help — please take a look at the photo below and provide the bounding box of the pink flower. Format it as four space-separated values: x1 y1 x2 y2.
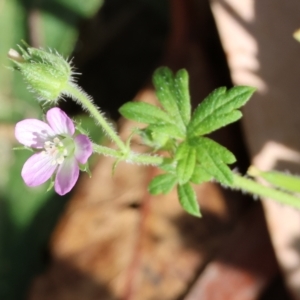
15 107 92 195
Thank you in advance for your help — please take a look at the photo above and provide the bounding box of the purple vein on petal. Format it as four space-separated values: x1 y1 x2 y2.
55 157 79 195
74 134 93 164
47 107 75 136
15 119 55 148
22 153 57 186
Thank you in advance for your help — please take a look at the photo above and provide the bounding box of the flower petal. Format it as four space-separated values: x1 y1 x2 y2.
55 157 79 195
15 119 55 148
74 134 93 164
22 153 57 186
46 107 75 136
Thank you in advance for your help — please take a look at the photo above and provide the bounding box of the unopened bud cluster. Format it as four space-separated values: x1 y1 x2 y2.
8 44 74 103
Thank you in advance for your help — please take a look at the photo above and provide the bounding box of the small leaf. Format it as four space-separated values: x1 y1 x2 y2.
13 146 34 152
79 162 92 177
188 86 255 137
177 183 201 217
248 166 300 193
193 137 236 185
153 67 185 130
174 69 191 126
119 102 173 125
148 173 177 195
175 142 196 184
140 127 173 150
46 180 55 192
190 165 213 184
159 158 176 173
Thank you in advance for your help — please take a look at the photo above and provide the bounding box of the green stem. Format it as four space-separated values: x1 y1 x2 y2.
92 144 121 158
92 143 163 165
129 152 164 165
65 83 127 152
232 173 300 209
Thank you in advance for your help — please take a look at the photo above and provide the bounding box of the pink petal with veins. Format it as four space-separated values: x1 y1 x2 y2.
15 119 55 148
46 107 75 136
22 153 57 186
55 157 79 195
74 134 93 164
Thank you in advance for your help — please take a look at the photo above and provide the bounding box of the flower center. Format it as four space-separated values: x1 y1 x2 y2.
42 136 75 165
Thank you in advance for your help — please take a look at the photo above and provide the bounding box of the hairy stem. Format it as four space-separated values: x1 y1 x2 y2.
92 144 164 165
232 173 300 208
65 83 127 152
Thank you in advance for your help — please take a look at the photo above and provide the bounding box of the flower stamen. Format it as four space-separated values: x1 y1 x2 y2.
43 137 66 165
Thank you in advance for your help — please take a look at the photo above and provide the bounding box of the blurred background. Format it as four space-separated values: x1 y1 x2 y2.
1 0 300 299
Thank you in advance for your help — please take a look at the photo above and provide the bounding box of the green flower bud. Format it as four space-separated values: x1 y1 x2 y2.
8 43 74 103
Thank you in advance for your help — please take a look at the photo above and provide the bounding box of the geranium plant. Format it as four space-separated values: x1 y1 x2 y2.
9 43 300 217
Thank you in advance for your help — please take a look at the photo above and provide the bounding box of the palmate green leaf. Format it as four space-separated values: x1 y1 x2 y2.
248 167 300 193
177 183 201 217
153 67 191 130
190 165 213 184
192 137 236 185
146 124 185 140
119 102 173 125
187 86 256 137
148 173 177 195
175 142 196 184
